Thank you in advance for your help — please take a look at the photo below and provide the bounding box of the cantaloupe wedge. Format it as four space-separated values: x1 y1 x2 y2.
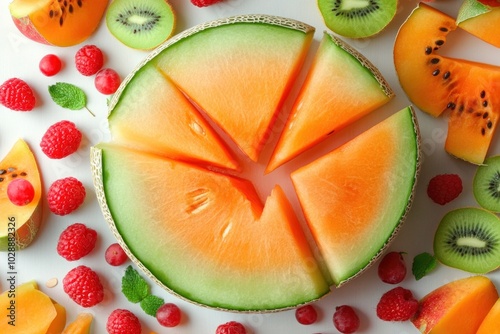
457 1 500 47
91 143 330 311
411 276 499 334
108 63 238 171
476 298 500 334
0 138 42 250
0 281 59 334
62 312 93 334
46 302 67 334
267 31 394 172
291 107 420 286
150 15 315 161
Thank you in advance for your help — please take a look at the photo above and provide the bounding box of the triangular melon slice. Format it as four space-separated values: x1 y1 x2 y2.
108 63 238 171
291 107 420 286
394 3 500 164
149 15 315 162
267 31 394 172
91 143 330 311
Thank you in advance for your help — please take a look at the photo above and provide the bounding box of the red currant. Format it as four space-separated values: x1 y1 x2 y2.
105 243 128 266
156 303 182 327
295 304 317 325
378 251 407 284
94 68 121 95
333 305 360 334
39 54 62 76
215 321 246 334
7 178 35 206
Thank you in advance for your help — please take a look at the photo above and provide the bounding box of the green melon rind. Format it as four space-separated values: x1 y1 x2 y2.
108 14 315 114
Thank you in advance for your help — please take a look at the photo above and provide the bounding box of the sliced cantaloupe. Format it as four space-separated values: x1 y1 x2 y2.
394 3 500 164
291 107 420 286
411 276 499 334
149 15 315 162
46 302 67 334
108 63 238 171
476 298 500 334
458 4 500 48
0 139 43 250
0 281 58 334
267 31 394 172
91 143 330 311
62 313 93 334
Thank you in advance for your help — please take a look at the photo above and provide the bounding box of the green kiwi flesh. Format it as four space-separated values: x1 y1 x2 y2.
106 0 175 50
473 155 500 213
317 0 398 38
434 207 500 274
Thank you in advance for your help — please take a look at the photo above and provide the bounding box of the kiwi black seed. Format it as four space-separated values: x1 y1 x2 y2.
473 155 500 212
317 0 398 38
106 0 176 50
433 207 500 274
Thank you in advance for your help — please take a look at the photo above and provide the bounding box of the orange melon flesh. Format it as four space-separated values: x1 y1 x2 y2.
291 107 419 286
267 31 394 172
411 276 499 334
0 281 58 334
458 6 500 48
0 139 42 250
108 63 238 171
150 16 315 162
394 3 500 164
9 0 108 47
91 143 330 311
476 298 500 334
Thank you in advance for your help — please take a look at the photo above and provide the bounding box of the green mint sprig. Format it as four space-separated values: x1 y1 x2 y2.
412 252 438 280
48 82 95 117
121 265 164 316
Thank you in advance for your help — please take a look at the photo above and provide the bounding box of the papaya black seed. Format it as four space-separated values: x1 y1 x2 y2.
435 40 444 46
20 172 27 176
0 178 3 182
0 169 5 175
483 112 489 119
482 128 486 136
483 100 488 107
443 71 450 79
487 121 493 129
11 173 17 178
432 69 440 76
431 58 440 64
481 90 486 98
459 105 464 112
425 46 432 55
439 27 448 32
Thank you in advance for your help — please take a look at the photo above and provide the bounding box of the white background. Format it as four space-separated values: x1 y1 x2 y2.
1 0 499 333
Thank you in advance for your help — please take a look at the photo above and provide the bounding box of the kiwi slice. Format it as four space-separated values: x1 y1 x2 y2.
106 0 176 50
473 155 500 213
434 207 500 274
317 0 398 38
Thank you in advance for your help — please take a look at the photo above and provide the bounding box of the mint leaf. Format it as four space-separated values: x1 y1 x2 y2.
48 82 95 116
456 0 491 25
140 294 164 316
121 265 149 303
412 252 438 280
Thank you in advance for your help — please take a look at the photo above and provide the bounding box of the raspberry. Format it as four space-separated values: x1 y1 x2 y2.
107 309 141 334
295 304 317 325
427 173 462 205
75 45 104 76
0 78 36 111
47 177 86 215
191 0 223 7
333 305 360 333
40 120 82 159
57 223 97 261
39 54 62 76
105 243 128 266
156 303 182 327
376 287 419 321
378 251 407 284
7 178 35 206
94 68 121 95
63 265 104 307
215 321 246 334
